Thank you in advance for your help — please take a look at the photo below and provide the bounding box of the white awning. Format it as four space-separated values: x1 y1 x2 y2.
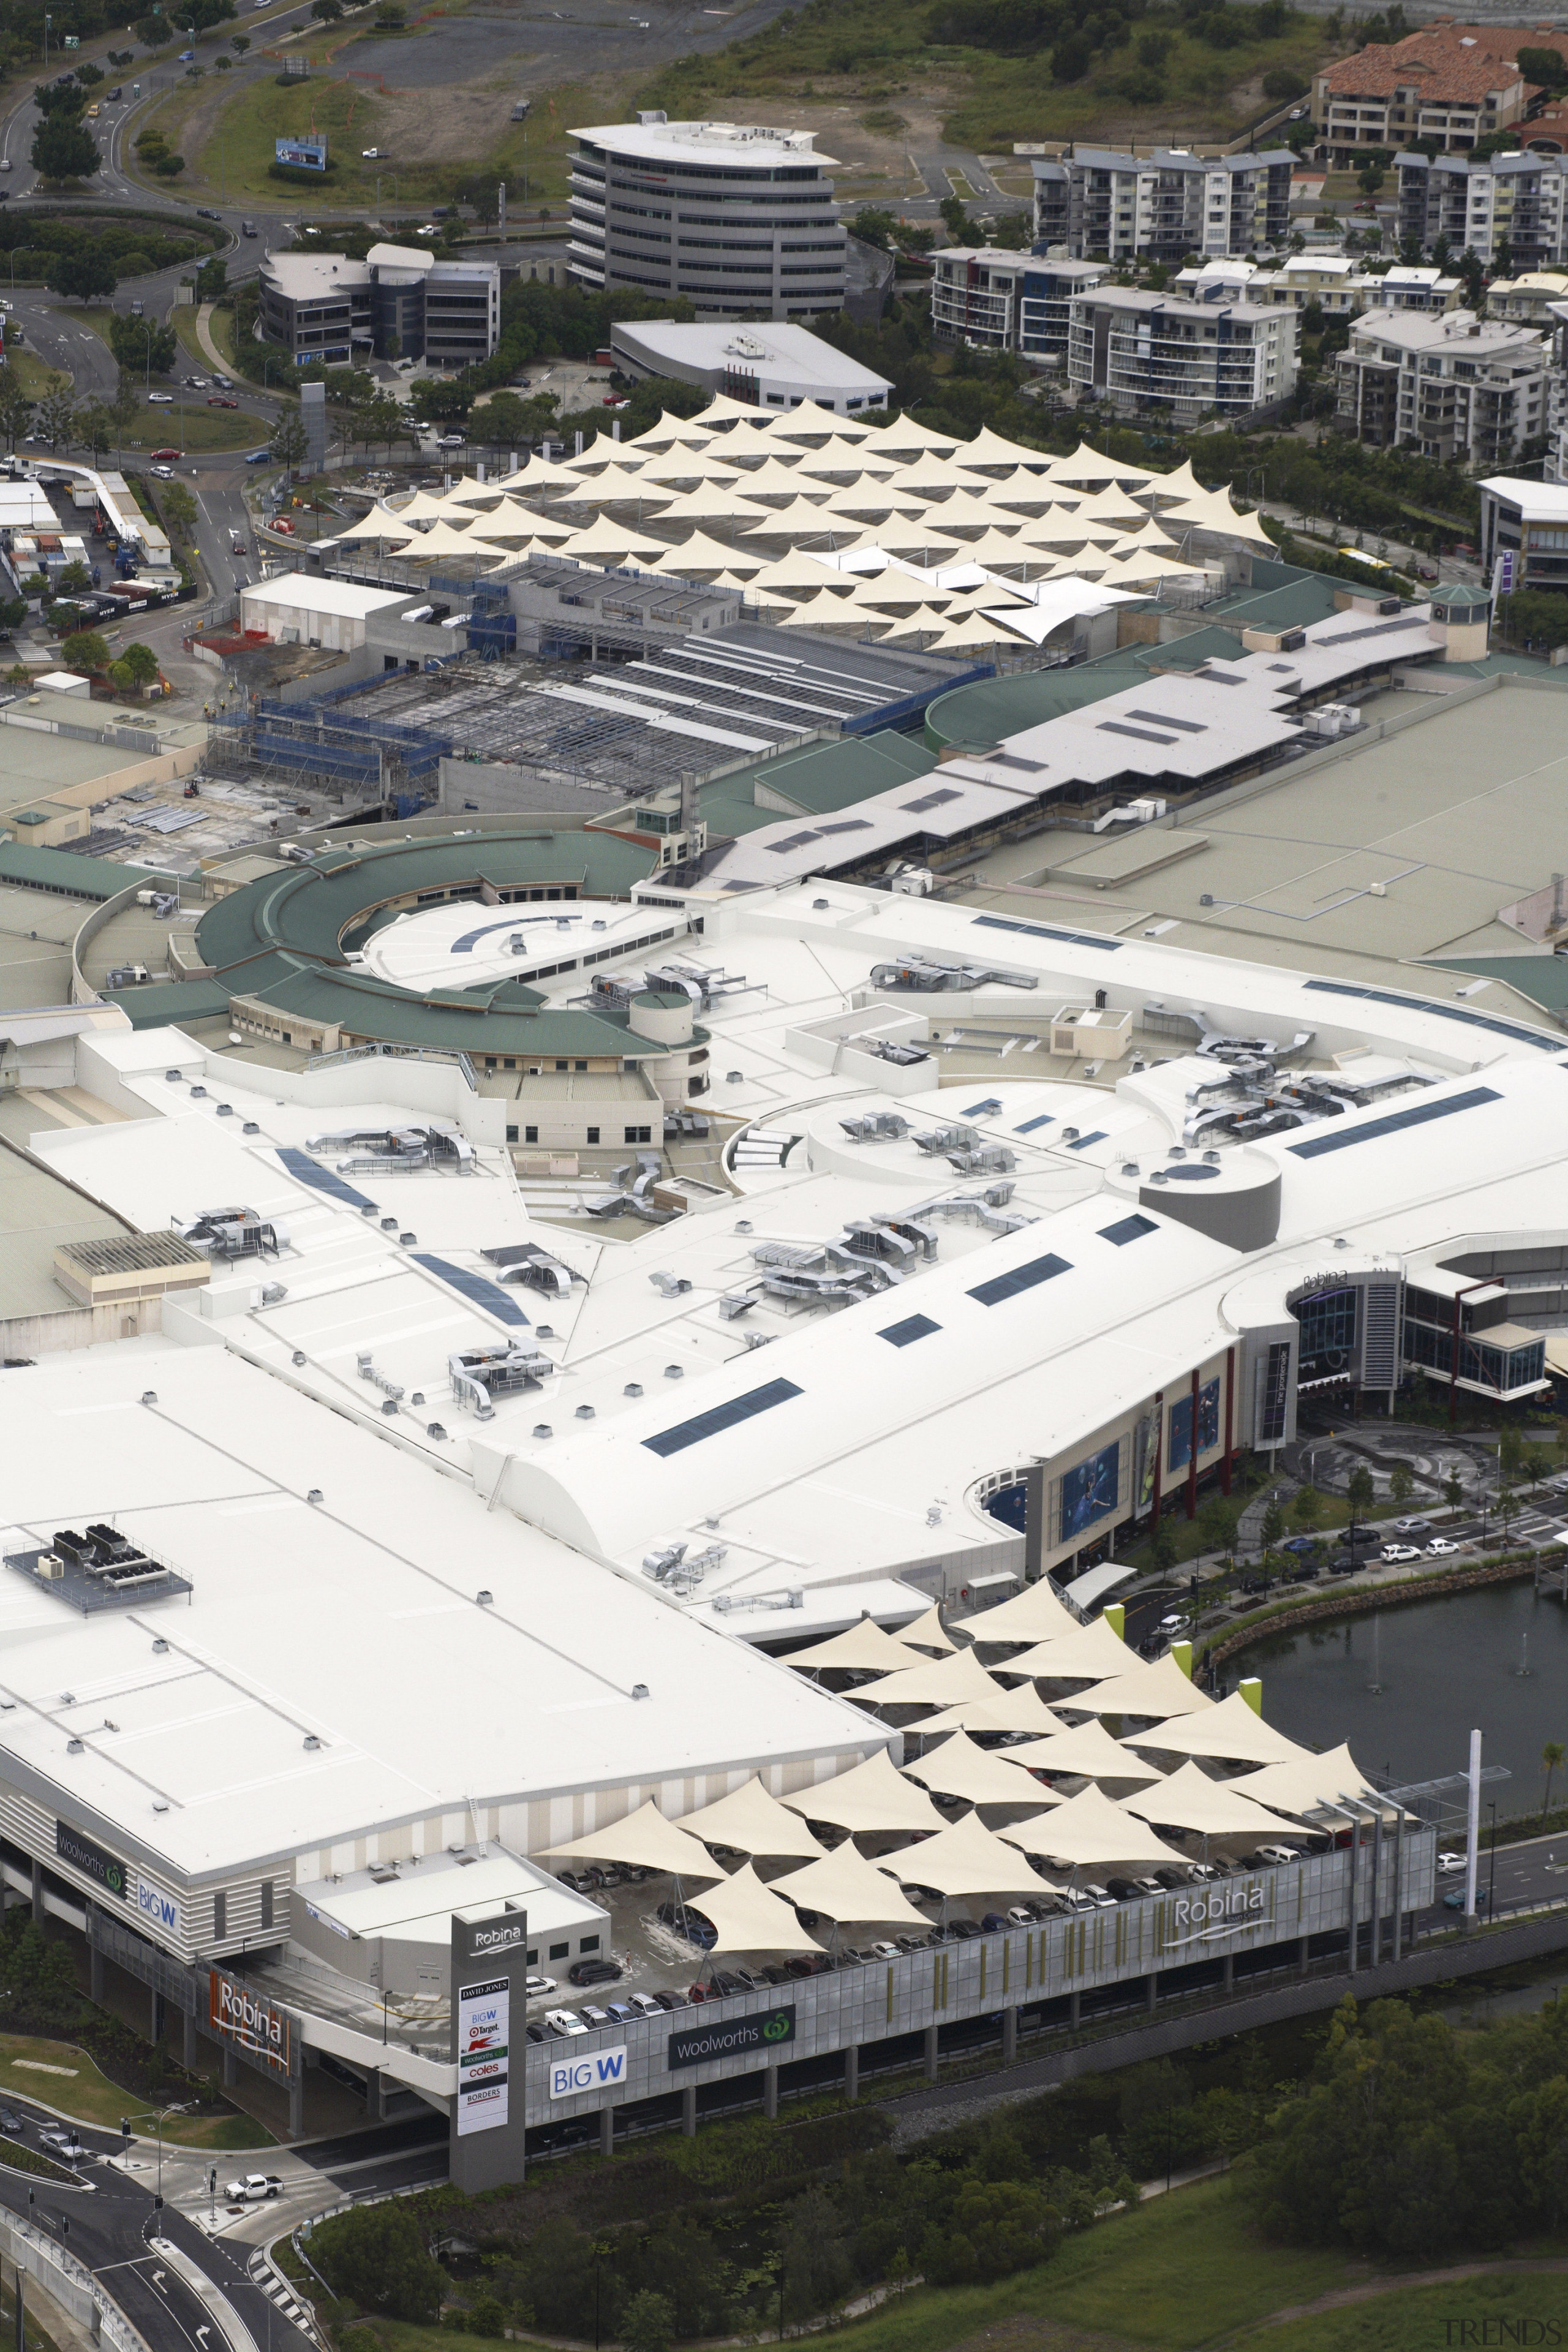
853 1645 1001 1711
769 1844 932 1926
675 1777 826 1860
963 1581 1080 1647
905 1730 1048 1807
1231 1743 1380 1819
1003 1716 1164 1787
1068 1654 1213 1722
688 1862 823 1956
900 1603 956 1656
784 1619 924 1675
999 1617 1136 1684
996 1781 1187 1871
919 1688 1066 1741
892 1809 1055 1899
1122 1758 1292 1838
777 1747 948 1836
1121 1691 1311 1768
539 1798 722 1880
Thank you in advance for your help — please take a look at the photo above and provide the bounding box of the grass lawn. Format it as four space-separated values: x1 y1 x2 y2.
0 2032 274 2149
1233 2272 1568 2352
9 350 69 400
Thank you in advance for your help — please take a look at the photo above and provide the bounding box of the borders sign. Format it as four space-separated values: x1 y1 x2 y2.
667 2006 794 2070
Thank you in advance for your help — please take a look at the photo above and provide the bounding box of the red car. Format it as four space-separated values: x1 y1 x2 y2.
273 518 296 534
149 447 181 462
207 396 239 408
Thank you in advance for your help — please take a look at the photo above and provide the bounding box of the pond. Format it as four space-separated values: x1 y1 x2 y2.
1225 1579 1568 1803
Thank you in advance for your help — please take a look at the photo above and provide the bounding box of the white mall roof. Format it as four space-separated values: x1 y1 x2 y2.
241 573 412 622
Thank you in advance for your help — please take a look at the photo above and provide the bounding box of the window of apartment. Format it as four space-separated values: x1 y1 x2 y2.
587 1126 600 1144
525 1125 538 1143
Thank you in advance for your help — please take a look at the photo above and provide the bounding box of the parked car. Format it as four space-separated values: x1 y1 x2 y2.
0 2111 24 2135
195 208 220 222
578 2003 614 2028
1425 1537 1459 1557
656 1899 716 1949
436 431 466 448
868 1940 900 1960
1104 1878 1142 1902
1186 1862 1224 1883
545 2008 586 2035
1152 1867 1188 1890
650 1989 688 2010
523 1973 556 1999
1005 1905 1036 1927
1280 1536 1321 1556
524 2022 549 2045
1392 1517 1433 1537
568 1956 622 1988
1129 1877 1165 1899
1381 1544 1422 1564
151 464 175 479
1255 1844 1302 1867
947 1917 982 1939
626 1992 663 2019
244 448 273 463
362 146 385 158
146 392 174 405
979 1912 1010 1933
604 2001 638 2025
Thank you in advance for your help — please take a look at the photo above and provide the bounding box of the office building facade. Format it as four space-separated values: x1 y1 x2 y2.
257 243 499 368
1033 148 1293 263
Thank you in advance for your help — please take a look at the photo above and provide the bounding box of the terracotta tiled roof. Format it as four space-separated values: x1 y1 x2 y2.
1316 21 1568 104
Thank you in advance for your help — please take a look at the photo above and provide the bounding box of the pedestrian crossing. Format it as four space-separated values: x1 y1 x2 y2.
246 2248 320 2343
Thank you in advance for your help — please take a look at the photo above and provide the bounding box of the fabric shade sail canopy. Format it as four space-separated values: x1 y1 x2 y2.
900 1604 957 1656
777 1746 948 1836
1121 1691 1312 1769
650 532 767 578
1000 1616 1137 1685
651 486 772 526
965 1580 1081 1648
675 1777 827 1860
383 489 453 524
1005 1715 1164 1787
894 1809 1056 1899
853 1643 1001 1711
397 523 511 562
904 1729 1048 1807
998 1781 1186 1871
687 1863 824 1955
918 1688 1065 1741
337 505 420 542
548 514 666 562
1232 1743 1379 1820
540 1798 723 1880
1122 1758 1292 1839
769 1844 932 1927
1068 1654 1214 1721
785 1618 925 1674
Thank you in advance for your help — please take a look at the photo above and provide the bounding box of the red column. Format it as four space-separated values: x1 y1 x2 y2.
1150 1389 1164 1531
1222 1344 1235 1497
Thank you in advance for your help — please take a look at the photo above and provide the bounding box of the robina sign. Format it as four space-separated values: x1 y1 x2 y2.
668 2007 794 2071
549 2045 627 2101
1171 1881 1265 1947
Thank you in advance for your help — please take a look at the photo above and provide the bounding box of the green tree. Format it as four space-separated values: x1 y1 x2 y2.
0 372 32 451
6 1922 81 2026
74 401 113 457
309 2202 444 2321
622 2291 676 2352
1443 1469 1465 1513
1347 1464 1375 1521
35 388 75 451
1387 1464 1412 1507
1198 1493 1238 1562
232 29 251 49
61 629 110 672
108 312 178 377
1544 1740 1566 1825
852 205 900 251
1525 1446 1553 1494
119 643 160 687
1259 1497 1286 1558
56 561 92 594
270 409 309 477
1293 1484 1322 1532
160 481 198 540
1150 1517 1178 1574
410 375 473 423
1517 45 1568 88
0 600 27 637
110 369 143 456
32 116 100 181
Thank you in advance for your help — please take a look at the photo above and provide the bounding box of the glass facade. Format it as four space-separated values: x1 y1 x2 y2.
1294 1284 1360 1386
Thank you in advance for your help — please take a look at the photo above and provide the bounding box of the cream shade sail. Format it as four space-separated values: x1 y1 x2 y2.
872 419 960 456
385 489 453 524
551 514 666 562
474 498 551 544
931 617 1024 652
916 490 1019 536
953 424 1050 470
745 550 853 592
637 457 743 489
853 1644 1001 1711
778 1746 948 1836
653 486 772 526
893 1809 1055 1899
769 1844 932 1926
732 457 821 502
739 495 856 540
1122 1690 1316 1769
1144 456 1202 504
905 1730 1047 1807
559 464 676 508
1001 1616 1136 1684
504 508 578 541
883 604 954 643
688 1863 824 1955
1232 1743 1378 1820
967 1580 1080 1647
1159 486 1275 547
920 1689 1066 1742
785 1618 925 1674
540 1798 723 1879
998 1781 1186 1871
398 523 511 562
1004 1716 1164 1787
650 531 767 579
1123 1758 1291 1838
337 504 420 542
900 1604 956 1656
676 1779 827 1860
775 587 873 631
1069 1654 1215 1722
491 458 586 492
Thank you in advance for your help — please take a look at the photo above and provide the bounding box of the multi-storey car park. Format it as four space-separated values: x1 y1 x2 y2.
12 576 1568 2183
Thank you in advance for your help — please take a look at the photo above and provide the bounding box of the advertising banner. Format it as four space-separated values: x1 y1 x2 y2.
55 1821 126 1900
456 1975 509 2136
275 135 328 171
134 1877 180 1939
668 2005 795 2070
210 1970 293 2077
549 2045 628 2100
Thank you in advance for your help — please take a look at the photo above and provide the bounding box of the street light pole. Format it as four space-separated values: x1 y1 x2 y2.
1488 1801 1498 1917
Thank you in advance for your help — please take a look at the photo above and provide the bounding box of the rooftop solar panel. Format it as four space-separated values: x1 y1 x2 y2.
1067 1130 1108 1151
879 1314 941 1348
1014 1113 1055 1134
644 1378 804 1457
1126 709 1208 734
1302 978 1556 1050
1098 720 1178 747
1286 1085 1501 1161
276 1146 376 1212
1100 1213 1158 1244
974 914 1122 954
411 1254 529 1326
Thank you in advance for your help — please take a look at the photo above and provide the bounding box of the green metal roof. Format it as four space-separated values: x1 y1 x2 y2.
0 843 158 902
1424 956 1568 1013
110 979 235 1031
696 730 935 828
190 824 671 1057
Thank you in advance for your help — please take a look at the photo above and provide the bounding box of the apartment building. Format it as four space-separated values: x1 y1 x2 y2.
1312 22 1568 161
1480 470 1568 575
1066 287 1297 418
1032 148 1293 262
1486 270 1568 323
567 111 845 320
1335 308 1550 463
257 244 500 368
1175 254 1462 315
930 249 1108 360
1536 298 1568 481
1398 149 1568 268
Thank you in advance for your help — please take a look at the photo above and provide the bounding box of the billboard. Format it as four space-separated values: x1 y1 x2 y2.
275 135 328 171
456 1975 509 2136
549 2044 628 2100
668 2006 795 2070
1168 1377 1220 1472
1059 1438 1120 1541
210 1970 293 2078
55 1820 126 1900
